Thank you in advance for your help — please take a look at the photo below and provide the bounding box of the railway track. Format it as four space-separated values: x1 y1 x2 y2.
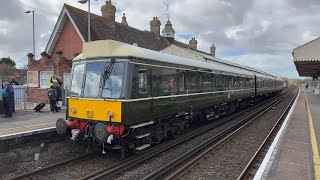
80 88 294 180
236 89 298 180
9 151 98 180
8 88 293 180
142 87 297 180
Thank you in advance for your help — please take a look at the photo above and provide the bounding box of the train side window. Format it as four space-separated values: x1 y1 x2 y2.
215 74 223 91
234 77 239 89
249 78 252 88
138 69 148 94
212 75 216 91
222 75 226 90
203 73 212 91
178 71 185 92
186 71 197 92
198 72 203 91
162 68 177 94
240 77 245 89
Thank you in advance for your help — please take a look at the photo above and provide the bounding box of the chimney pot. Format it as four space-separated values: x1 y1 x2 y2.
40 51 47 58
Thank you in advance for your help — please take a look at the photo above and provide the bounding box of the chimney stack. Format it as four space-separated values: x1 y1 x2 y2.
27 53 35 65
150 17 161 38
189 37 198 50
210 44 216 57
101 0 116 26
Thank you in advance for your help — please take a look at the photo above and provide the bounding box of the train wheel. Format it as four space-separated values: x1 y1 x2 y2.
168 125 183 139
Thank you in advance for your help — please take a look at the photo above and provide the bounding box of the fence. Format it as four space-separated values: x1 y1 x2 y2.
12 85 27 110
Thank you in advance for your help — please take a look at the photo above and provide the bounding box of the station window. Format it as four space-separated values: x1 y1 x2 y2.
138 69 148 93
40 71 53 88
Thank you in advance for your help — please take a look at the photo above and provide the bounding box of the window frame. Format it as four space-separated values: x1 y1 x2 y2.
39 71 53 89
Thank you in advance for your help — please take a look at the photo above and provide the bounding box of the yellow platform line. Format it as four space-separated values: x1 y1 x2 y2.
304 91 320 180
0 122 55 132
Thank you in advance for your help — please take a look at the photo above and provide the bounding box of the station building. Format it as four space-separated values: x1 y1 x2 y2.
26 0 217 103
293 37 320 93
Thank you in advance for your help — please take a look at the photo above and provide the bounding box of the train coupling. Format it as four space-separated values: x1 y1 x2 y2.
70 129 80 141
107 134 114 144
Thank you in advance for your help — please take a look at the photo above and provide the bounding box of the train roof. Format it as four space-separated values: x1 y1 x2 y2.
180 47 271 76
74 40 276 79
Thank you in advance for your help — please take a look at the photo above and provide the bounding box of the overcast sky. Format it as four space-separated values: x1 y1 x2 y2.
1 0 319 78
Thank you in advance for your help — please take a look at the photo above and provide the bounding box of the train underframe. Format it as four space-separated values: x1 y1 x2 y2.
56 91 281 157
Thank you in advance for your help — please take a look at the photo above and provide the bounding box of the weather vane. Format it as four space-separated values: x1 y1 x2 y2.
164 1 170 20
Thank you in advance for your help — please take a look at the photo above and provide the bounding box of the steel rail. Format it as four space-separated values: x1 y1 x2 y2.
9 149 97 180
143 87 295 180
81 88 292 180
236 88 298 180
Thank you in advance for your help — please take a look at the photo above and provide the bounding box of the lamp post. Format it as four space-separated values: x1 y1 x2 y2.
78 0 91 42
25 10 35 59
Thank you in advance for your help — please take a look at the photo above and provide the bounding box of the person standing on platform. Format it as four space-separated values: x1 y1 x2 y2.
2 80 14 118
48 85 57 113
50 76 63 112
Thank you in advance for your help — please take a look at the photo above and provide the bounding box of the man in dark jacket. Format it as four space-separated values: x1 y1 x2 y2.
48 85 57 113
50 76 63 112
2 80 14 118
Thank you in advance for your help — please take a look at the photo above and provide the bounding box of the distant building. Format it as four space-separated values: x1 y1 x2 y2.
26 0 217 103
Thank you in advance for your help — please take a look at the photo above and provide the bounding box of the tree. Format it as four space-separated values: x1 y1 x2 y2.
0 57 16 67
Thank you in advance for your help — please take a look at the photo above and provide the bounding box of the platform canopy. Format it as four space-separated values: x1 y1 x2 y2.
293 37 320 78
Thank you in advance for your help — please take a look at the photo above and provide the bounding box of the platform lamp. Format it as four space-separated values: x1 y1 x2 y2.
25 10 35 59
78 0 91 42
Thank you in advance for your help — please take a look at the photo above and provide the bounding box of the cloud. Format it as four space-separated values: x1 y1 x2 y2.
0 0 318 78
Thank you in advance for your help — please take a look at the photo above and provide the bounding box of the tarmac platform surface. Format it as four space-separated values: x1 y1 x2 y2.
0 103 64 138
255 88 320 180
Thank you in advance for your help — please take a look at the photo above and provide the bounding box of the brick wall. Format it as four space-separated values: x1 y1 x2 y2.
26 16 80 103
27 52 72 103
51 17 82 60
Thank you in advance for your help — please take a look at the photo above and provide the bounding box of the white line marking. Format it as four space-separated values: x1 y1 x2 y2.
0 127 56 139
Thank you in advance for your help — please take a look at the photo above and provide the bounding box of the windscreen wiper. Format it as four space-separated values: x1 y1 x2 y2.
100 59 116 89
104 58 116 80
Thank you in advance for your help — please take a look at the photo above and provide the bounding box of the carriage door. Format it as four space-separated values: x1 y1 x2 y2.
138 68 153 111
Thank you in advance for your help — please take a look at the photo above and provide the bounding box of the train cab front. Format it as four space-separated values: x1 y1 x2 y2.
56 58 129 152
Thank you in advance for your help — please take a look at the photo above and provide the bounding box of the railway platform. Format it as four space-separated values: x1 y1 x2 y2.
0 103 65 139
255 88 320 180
